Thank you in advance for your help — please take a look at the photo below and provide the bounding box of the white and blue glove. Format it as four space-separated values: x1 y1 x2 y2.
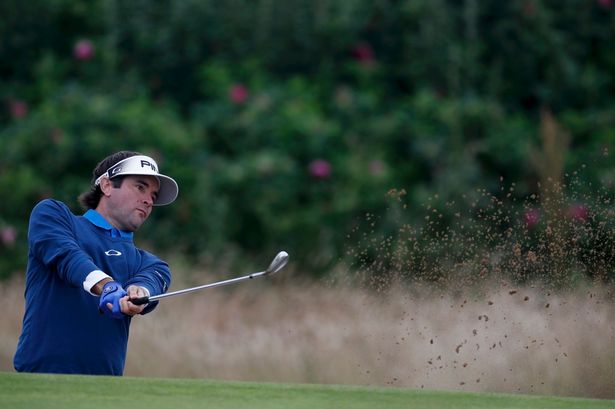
98 281 127 319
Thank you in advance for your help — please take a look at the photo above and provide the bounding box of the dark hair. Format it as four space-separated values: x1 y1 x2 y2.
78 151 141 210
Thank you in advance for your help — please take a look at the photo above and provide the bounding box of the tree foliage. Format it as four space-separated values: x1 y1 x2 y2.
0 0 613 282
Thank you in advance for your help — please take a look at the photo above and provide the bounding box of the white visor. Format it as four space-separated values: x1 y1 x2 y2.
94 155 178 206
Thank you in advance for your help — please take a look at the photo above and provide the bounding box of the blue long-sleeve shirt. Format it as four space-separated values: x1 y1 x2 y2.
14 199 171 375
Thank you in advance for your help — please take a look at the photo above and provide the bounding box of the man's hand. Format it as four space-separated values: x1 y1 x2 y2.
96 280 148 318
122 285 148 316
98 281 127 319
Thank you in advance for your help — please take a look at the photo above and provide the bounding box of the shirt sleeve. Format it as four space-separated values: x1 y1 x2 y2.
29 199 101 289
124 251 172 315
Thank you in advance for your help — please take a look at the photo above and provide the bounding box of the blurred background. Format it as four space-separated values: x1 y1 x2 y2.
1 0 615 397
1 0 613 282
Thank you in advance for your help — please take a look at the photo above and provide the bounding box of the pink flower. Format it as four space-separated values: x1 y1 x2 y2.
352 42 375 65
308 159 332 179
73 39 95 61
568 203 589 222
8 99 28 119
229 84 249 104
523 208 541 229
598 0 613 8
1 226 17 247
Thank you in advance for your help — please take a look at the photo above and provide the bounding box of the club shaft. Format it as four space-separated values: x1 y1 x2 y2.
147 270 267 302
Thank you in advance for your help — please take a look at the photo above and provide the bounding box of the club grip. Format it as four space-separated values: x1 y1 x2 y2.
130 296 150 305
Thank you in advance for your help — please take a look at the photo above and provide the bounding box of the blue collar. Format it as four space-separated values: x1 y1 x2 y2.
84 209 134 239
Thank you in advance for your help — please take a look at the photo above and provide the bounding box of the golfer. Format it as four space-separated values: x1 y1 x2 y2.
13 151 178 375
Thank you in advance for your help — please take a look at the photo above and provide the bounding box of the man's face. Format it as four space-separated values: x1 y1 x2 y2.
100 175 160 232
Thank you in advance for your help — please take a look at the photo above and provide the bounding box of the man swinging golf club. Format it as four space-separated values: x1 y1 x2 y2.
14 151 178 375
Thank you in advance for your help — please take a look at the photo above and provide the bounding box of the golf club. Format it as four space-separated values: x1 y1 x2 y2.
130 251 289 305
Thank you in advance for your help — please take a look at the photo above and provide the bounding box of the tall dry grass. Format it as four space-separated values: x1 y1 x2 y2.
2 274 614 399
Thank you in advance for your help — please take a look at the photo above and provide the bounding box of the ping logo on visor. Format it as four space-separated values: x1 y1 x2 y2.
94 155 179 206
141 159 157 172
106 158 156 178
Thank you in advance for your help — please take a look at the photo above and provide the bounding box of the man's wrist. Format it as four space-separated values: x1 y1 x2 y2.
91 277 114 296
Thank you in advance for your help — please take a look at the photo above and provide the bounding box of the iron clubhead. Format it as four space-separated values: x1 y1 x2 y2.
265 251 289 275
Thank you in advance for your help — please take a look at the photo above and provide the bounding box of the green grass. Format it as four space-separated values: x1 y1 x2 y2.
1 372 614 409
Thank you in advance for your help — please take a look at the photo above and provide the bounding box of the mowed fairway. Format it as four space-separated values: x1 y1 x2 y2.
1 372 614 409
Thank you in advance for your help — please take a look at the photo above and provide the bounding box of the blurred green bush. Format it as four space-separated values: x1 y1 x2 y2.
0 0 613 283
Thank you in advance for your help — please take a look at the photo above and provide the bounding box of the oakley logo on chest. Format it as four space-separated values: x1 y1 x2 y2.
105 249 123 256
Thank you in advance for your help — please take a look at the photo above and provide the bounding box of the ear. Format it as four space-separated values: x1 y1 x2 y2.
99 177 113 197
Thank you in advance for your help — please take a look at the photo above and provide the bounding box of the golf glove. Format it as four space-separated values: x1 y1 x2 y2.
99 281 127 319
